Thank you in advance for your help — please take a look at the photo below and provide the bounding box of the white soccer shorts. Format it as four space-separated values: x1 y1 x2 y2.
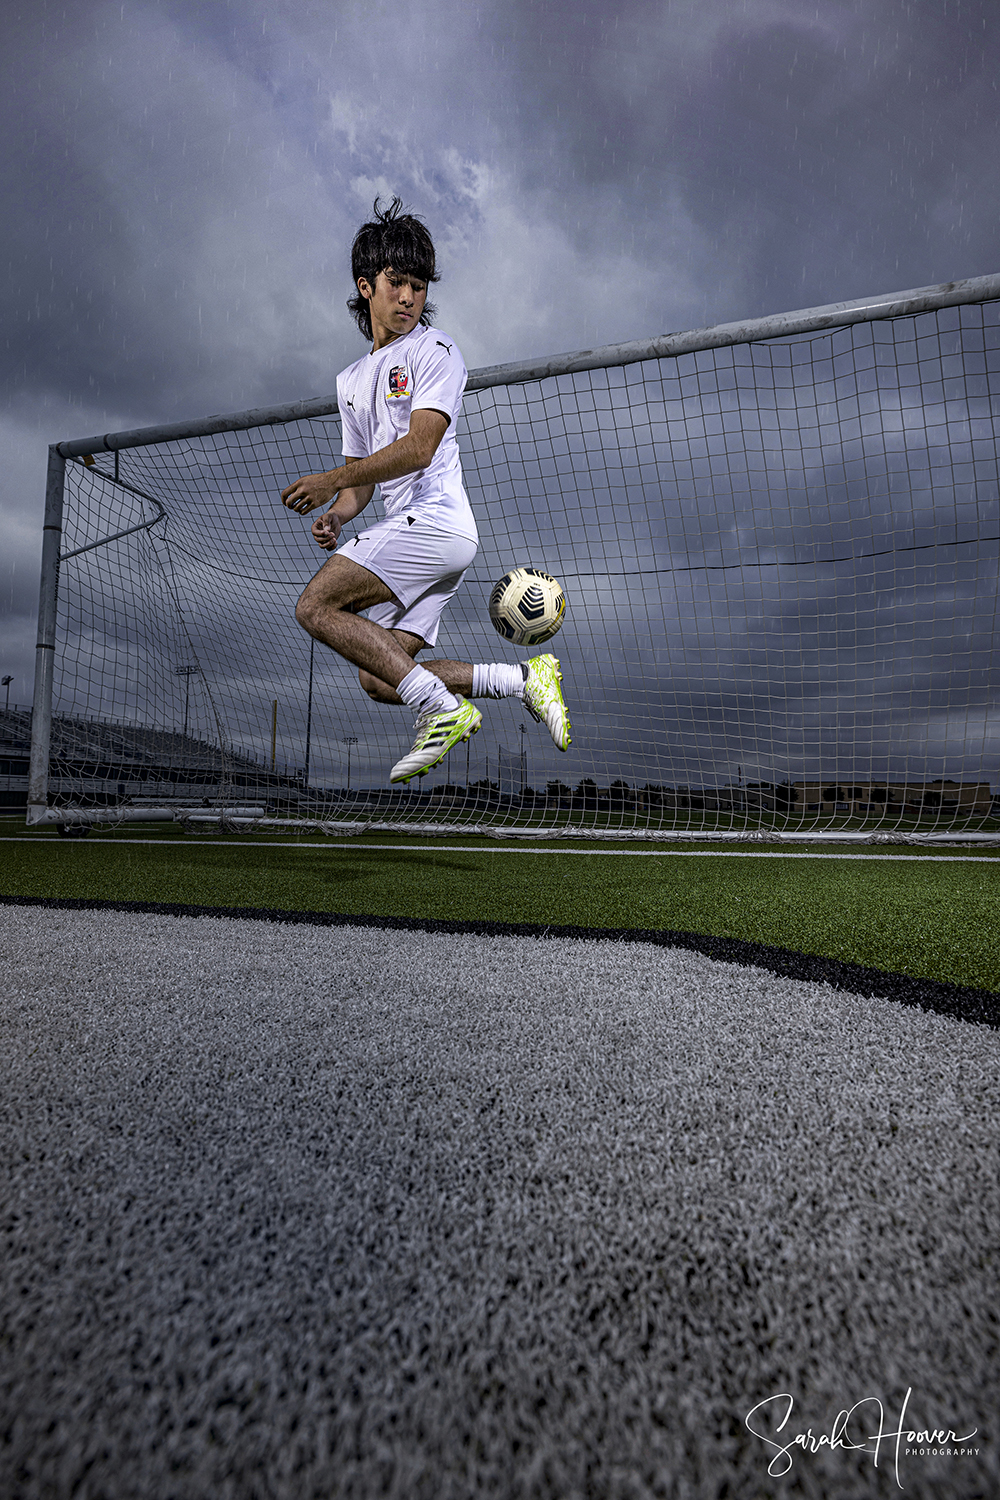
343 514 478 647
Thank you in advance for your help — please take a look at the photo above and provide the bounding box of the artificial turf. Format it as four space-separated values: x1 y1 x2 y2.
1 825 998 993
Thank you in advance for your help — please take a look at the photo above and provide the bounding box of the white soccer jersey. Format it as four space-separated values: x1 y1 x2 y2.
336 324 478 541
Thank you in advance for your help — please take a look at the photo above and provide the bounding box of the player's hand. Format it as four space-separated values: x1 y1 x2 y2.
281 470 339 515
312 510 343 551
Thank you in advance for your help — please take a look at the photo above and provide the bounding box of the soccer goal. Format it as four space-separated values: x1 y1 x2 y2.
27 275 1000 841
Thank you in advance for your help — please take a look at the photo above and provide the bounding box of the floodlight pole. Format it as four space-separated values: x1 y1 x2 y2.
26 447 66 823
303 639 314 787
342 735 357 793
175 664 199 738
2 676 11 713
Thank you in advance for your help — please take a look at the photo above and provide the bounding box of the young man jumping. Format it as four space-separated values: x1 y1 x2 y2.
281 198 570 783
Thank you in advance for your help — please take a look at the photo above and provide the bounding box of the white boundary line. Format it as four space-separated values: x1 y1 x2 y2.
1 838 998 862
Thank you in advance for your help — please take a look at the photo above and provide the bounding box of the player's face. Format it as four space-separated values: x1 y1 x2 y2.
360 267 427 348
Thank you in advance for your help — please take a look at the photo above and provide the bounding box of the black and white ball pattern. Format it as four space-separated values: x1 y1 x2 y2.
488 567 567 647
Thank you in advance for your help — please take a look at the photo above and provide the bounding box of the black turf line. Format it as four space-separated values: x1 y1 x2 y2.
4 891 998 1031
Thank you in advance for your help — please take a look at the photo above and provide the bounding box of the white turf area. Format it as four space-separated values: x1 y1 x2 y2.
3 906 998 1500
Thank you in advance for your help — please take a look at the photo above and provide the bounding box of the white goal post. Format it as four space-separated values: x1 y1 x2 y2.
25 274 1000 841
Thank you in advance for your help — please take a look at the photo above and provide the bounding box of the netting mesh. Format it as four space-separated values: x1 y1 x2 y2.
47 297 1000 834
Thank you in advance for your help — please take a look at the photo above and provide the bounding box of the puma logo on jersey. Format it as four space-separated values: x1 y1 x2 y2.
436 340 452 354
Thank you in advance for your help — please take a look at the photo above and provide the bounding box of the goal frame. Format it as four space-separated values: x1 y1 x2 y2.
27 273 1000 840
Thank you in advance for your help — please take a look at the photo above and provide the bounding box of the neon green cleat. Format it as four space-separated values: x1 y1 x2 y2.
390 698 482 783
522 654 571 751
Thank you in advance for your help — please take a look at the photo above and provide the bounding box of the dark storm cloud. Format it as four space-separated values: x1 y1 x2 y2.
498 0 1000 319
4 0 999 425
1 0 363 422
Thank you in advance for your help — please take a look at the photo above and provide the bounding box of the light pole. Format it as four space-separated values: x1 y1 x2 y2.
303 639 315 788
174 665 199 738
342 735 358 794
2 676 12 714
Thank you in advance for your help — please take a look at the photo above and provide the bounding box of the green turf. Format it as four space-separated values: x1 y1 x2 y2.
2 825 998 991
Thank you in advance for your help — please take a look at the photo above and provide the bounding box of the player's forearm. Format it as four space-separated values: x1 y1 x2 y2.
326 430 434 494
283 409 449 517
328 485 374 523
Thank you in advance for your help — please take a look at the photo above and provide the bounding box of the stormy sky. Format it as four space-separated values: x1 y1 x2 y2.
3 0 998 792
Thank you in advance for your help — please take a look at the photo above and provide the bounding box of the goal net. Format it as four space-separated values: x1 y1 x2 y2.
29 278 1000 839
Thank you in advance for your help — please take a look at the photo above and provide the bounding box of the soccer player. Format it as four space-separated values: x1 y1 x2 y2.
282 198 570 783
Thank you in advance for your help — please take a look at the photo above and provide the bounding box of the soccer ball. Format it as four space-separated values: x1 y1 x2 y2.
488 567 566 647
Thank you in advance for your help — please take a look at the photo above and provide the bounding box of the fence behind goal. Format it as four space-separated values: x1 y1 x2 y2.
27 276 1000 839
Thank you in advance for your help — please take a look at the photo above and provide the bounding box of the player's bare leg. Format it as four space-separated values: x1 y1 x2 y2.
296 553 483 782
296 554 420 688
297 554 475 697
296 554 569 773
360 646 473 704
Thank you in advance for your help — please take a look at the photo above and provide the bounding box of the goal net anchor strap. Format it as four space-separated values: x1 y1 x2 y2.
28 806 267 829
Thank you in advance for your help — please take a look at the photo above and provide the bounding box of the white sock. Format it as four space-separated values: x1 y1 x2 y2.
397 665 460 715
471 663 528 699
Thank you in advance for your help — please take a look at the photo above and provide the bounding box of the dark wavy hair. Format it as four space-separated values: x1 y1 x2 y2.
347 197 439 341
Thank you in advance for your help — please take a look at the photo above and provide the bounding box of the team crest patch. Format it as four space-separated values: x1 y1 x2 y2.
387 365 409 398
